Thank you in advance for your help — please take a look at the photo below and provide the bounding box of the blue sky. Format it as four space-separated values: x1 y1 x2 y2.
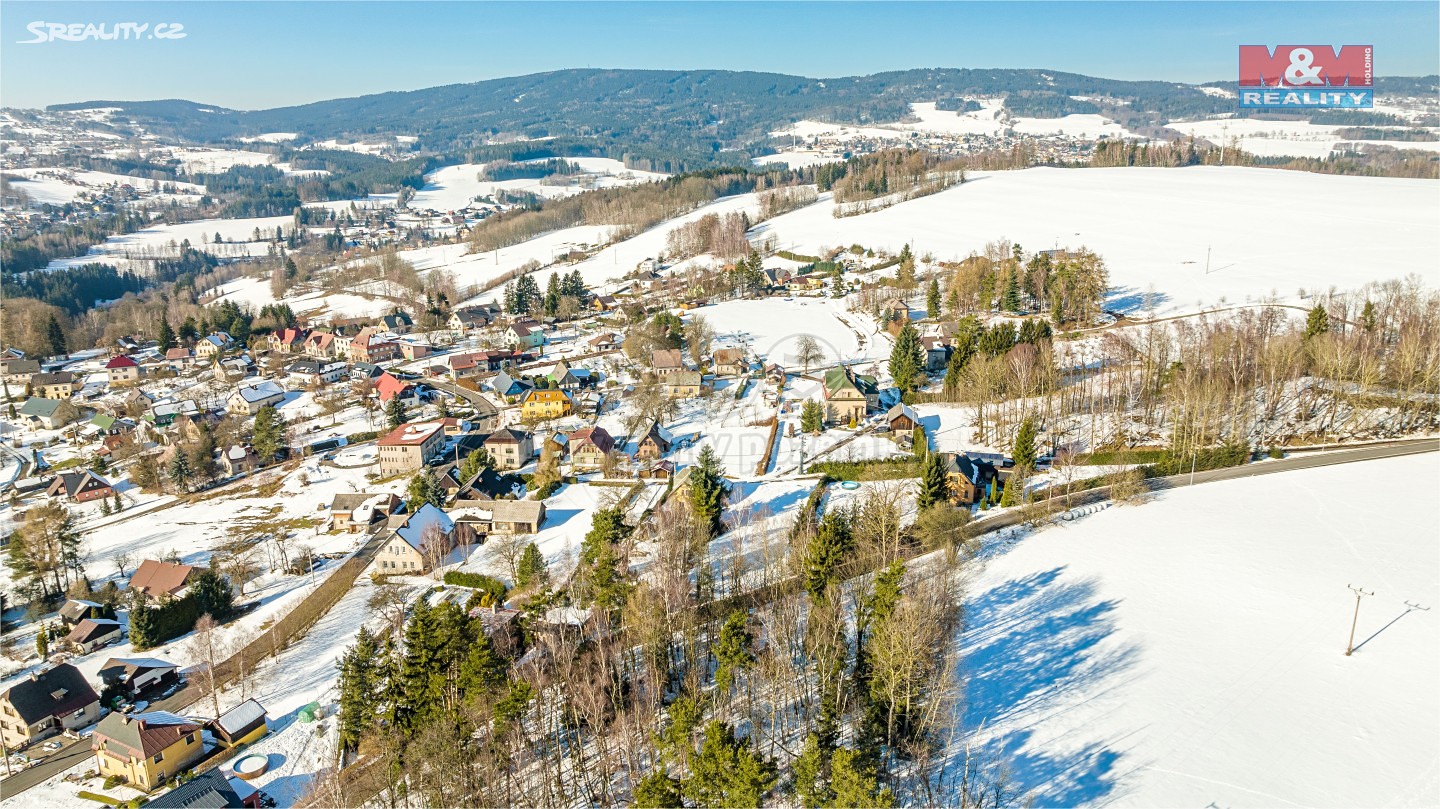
2 1 1436 110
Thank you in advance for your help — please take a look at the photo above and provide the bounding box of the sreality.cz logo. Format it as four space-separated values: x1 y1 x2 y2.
18 21 186 44
1238 45 1372 109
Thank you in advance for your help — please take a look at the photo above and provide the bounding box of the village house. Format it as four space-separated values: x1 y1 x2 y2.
31 372 79 400
545 362 580 392
287 358 349 386
490 369 534 402
220 445 262 476
104 355 142 386
821 366 879 426
568 426 616 471
98 658 180 700
373 504 458 575
448 308 492 333
520 388 573 421
302 331 338 360
592 295 618 312
634 421 674 461
588 332 621 352
0 663 101 749
489 499 546 534
64 618 124 654
149 399 199 427
126 560 195 601
347 327 400 363
712 348 747 377
0 357 40 388
228 380 286 415
377 422 446 477
941 452 999 505
396 341 432 361
329 492 402 533
146 768 260 809
650 348 686 377
47 470 115 503
484 428 535 471
19 397 74 430
58 599 107 626
505 321 548 351
663 371 704 398
162 347 193 370
195 332 234 359
375 372 418 405
267 328 310 354
886 403 920 433
380 312 414 334
92 711 205 790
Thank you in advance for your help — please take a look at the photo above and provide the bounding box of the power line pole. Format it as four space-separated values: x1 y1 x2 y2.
1345 584 1374 656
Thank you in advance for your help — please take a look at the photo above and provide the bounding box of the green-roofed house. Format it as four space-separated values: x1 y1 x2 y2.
19 397 73 430
821 367 879 427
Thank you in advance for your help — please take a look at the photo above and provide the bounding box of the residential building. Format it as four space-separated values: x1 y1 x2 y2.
0 358 40 388
380 312 414 334
505 321 547 350
127 560 195 601
490 370 533 402
448 308 491 333
650 349 685 377
19 397 72 430
568 426 615 470
329 492 401 533
147 768 259 809
941 453 999 505
302 331 338 359
104 355 142 385
58 599 106 626
712 348 746 377
149 400 199 427
520 388 572 421
373 504 457 575
97 658 180 699
545 362 580 391
287 358 348 386
662 371 703 398
64 618 123 653
588 332 621 352
47 471 115 503
886 403 920 433
484 428 534 471
377 422 446 477
220 445 262 476
162 348 193 369
821 366 878 426
347 327 399 363
228 381 286 415
31 372 79 400
195 333 234 359
267 328 310 354
92 711 204 790
0 664 101 749
489 500 546 534
375 372 417 404
635 422 674 461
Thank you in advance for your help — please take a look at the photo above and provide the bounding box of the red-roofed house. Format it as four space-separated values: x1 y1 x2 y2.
347 327 399 363
268 328 310 354
375 372 417 404
126 560 195 601
568 426 616 470
105 355 142 385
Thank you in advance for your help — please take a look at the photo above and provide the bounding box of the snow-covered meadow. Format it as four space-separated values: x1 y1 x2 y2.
752 166 1440 317
954 451 1440 807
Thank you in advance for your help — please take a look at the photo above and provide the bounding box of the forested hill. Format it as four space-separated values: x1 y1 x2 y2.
46 68 1438 170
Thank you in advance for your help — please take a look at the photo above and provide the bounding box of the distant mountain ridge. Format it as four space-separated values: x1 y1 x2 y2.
44 68 1439 170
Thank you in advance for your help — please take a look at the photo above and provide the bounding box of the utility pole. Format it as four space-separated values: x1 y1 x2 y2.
1189 451 1198 486
1345 584 1374 656
1205 246 1212 275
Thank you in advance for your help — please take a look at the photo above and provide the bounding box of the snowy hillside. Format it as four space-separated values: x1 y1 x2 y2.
955 451 1440 807
752 166 1440 316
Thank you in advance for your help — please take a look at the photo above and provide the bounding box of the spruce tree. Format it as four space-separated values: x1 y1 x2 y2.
45 314 68 358
1304 304 1331 340
385 397 408 429
690 445 726 537
544 272 561 317
157 318 176 352
252 405 288 462
805 511 853 599
337 628 379 755
634 771 684 809
1013 417 1038 473
917 451 948 511
167 451 192 493
1359 300 1377 332
127 589 156 649
801 400 825 434
829 748 895 808
713 609 755 695
516 542 548 589
1003 269 1022 313
36 625 48 659
888 321 924 392
684 722 778 809
925 277 941 319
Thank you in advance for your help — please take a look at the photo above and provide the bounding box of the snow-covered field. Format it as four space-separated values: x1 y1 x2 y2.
954 451 1440 807
1173 116 1440 159
752 166 1440 316
46 215 292 271
693 297 885 366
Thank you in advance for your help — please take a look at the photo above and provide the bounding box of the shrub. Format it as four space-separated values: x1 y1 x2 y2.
103 775 124 790
1268 446 1284 459
442 571 508 604
346 430 380 444
1107 467 1149 505
808 458 919 480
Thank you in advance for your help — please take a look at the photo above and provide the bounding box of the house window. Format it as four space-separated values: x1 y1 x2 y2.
153 751 164 763
185 733 194 744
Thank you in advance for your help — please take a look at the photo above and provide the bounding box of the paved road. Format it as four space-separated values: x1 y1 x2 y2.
427 379 500 431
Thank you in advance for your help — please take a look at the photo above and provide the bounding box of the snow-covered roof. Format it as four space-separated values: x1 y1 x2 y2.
215 698 267 736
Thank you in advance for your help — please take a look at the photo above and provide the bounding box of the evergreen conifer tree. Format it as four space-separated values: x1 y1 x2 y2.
926 277 941 319
917 451 948 511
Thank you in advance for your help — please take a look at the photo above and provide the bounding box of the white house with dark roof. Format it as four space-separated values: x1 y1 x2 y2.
227 380 286 415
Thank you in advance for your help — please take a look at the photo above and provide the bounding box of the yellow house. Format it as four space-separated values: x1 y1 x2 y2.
92 711 205 790
520 388 572 420
31 372 79 400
